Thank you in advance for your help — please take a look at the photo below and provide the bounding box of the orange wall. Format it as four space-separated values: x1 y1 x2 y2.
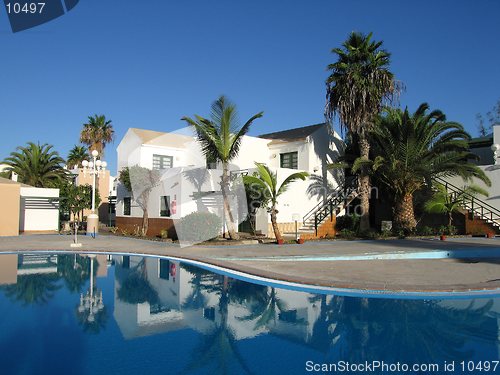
0 183 20 236
0 254 18 284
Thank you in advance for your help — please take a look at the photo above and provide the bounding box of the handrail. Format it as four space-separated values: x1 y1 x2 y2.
302 186 342 224
302 176 357 225
434 177 500 217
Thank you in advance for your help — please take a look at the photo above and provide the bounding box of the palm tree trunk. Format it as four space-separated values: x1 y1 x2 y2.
448 212 453 227
270 209 283 242
394 193 417 231
221 167 240 240
358 136 371 232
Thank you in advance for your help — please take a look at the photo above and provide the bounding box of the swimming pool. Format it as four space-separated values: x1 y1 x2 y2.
0 252 499 374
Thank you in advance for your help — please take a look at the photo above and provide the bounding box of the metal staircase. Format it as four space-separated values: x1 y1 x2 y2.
435 177 500 231
301 177 359 236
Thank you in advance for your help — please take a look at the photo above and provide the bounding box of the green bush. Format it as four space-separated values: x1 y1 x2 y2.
335 214 360 232
176 212 222 242
337 228 356 239
438 225 457 235
417 226 434 236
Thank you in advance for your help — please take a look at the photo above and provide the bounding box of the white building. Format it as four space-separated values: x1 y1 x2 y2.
115 124 344 238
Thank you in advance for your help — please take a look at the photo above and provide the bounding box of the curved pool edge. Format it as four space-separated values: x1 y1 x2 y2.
3 249 500 300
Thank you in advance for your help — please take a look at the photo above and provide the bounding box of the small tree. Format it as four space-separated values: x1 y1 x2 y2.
425 183 489 230
119 166 161 236
243 163 308 242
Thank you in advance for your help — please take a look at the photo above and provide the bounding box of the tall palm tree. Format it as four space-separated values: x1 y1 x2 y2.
66 145 89 169
2 142 68 187
243 163 308 242
182 96 263 240
361 104 491 230
79 114 114 156
326 32 398 231
425 183 488 228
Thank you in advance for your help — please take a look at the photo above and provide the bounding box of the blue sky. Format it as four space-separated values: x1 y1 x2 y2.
1 0 499 173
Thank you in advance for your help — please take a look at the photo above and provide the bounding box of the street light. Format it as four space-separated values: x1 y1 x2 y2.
491 144 500 165
77 255 104 324
82 150 107 237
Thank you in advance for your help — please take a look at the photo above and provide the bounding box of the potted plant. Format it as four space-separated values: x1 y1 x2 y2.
277 238 285 245
486 232 495 239
297 238 305 244
440 233 447 241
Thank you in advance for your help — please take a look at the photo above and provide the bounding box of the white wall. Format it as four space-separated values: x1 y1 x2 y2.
19 187 59 232
116 126 345 226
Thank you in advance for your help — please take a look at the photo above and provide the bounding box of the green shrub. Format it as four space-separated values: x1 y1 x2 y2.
160 229 169 239
336 214 360 232
438 225 457 235
417 226 434 236
176 212 222 242
337 228 356 239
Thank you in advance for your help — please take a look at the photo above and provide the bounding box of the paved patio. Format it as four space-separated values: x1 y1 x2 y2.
1 234 500 294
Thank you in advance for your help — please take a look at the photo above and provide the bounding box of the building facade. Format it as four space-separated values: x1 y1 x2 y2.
115 124 344 238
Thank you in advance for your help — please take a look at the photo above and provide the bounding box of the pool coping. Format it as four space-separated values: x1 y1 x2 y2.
1 235 500 297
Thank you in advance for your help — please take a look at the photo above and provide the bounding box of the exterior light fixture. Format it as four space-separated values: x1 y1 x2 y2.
82 150 106 236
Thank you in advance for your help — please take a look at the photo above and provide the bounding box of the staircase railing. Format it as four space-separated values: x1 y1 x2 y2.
302 177 358 235
435 177 500 228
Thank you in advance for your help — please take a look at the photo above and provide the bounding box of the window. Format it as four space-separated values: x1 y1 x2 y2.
122 256 130 269
160 196 171 217
153 154 173 170
158 259 170 280
280 152 298 169
123 197 131 216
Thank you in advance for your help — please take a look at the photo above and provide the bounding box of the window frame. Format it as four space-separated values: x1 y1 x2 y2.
280 151 298 169
123 197 131 216
152 154 173 170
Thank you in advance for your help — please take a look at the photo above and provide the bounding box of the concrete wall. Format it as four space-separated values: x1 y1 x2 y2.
0 181 20 236
19 187 59 232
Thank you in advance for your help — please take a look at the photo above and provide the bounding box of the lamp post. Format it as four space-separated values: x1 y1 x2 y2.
82 150 107 237
77 255 104 324
491 144 500 165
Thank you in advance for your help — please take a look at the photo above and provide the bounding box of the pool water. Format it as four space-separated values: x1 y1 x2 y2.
0 253 499 375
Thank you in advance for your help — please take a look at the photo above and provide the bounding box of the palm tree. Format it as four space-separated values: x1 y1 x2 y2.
2 273 61 305
2 142 68 187
182 96 263 240
425 183 488 228
243 163 308 242
361 104 491 231
66 145 89 169
326 32 398 231
80 114 114 156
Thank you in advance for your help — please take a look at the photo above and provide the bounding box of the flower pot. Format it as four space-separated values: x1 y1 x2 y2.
440 235 446 241
297 238 305 244
486 233 495 239
277 239 285 245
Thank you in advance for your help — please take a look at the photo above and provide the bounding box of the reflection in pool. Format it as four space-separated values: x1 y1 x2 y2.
0 253 499 374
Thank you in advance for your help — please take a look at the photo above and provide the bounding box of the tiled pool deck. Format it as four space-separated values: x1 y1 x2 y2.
1 234 499 294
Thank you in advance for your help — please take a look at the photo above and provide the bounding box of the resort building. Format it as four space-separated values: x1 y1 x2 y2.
115 124 344 238
0 177 60 236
